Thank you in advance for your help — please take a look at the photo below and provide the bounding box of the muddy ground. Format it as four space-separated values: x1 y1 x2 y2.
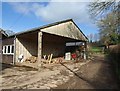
55 54 119 89
0 59 90 89
0 54 119 90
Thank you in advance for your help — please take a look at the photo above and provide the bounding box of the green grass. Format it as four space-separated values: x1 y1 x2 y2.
91 47 102 53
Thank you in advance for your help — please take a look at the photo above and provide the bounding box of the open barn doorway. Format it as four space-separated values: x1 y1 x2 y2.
65 42 86 61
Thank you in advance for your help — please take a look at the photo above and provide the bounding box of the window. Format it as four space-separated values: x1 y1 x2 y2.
3 45 14 55
8 46 10 53
11 46 14 53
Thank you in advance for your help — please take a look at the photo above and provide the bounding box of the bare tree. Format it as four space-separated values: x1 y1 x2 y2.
89 0 120 46
89 33 94 42
94 33 99 42
89 0 118 20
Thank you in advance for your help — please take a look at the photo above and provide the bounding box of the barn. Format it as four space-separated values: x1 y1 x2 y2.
0 19 88 64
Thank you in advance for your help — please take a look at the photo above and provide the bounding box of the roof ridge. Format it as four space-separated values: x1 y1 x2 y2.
9 18 73 37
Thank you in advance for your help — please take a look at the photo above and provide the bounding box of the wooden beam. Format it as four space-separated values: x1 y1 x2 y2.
38 31 42 61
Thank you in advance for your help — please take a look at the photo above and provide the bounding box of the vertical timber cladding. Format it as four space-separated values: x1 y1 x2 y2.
41 21 87 41
15 37 35 62
0 32 2 63
42 32 65 57
15 32 38 62
15 37 32 62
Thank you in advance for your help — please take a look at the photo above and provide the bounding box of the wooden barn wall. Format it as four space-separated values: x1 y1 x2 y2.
2 37 14 45
15 38 32 62
2 55 13 64
2 37 14 64
42 41 65 57
42 33 66 57
15 32 38 62
41 21 87 41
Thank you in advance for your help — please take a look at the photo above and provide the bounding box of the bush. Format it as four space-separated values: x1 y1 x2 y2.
108 44 120 81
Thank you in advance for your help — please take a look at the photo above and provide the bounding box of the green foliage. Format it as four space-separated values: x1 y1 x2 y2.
89 46 102 54
89 0 120 82
107 44 120 81
89 1 120 45
98 12 119 45
118 35 120 43
91 47 102 53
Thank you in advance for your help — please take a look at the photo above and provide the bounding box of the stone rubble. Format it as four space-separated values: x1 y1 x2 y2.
1 60 91 89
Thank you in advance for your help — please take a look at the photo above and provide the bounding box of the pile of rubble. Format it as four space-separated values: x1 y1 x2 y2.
25 56 37 63
25 54 65 64
41 57 64 64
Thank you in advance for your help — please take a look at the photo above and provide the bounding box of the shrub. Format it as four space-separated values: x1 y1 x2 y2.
108 44 120 81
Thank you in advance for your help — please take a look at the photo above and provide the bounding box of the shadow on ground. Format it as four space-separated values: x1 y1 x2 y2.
0 63 13 71
54 54 119 89
0 62 38 72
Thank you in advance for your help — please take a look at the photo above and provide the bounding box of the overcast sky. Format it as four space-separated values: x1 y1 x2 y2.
1 0 99 37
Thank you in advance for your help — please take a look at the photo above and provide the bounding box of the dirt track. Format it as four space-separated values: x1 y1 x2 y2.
1 59 90 89
55 54 119 89
1 54 119 89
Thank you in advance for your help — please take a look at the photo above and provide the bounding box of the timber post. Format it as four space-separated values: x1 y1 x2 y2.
38 31 42 61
